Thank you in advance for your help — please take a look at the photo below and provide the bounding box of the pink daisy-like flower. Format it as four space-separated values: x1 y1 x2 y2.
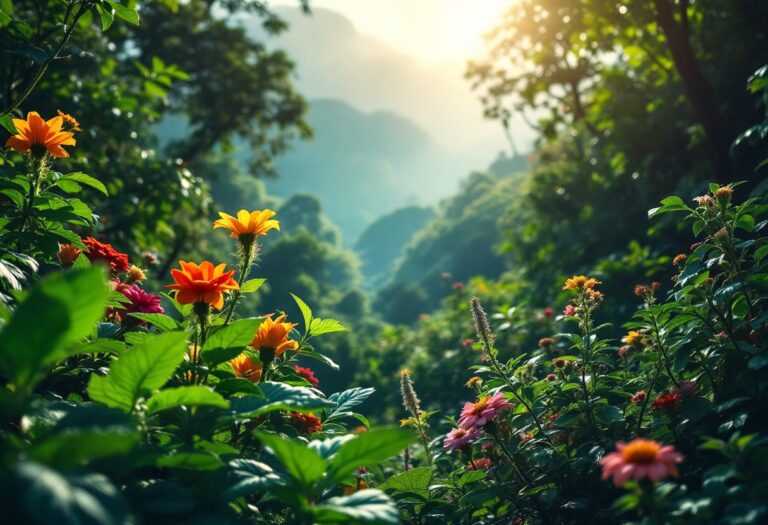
599 439 683 487
458 393 513 429
443 427 481 452
120 284 164 314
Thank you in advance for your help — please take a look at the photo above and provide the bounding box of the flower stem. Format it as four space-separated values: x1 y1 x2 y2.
223 240 254 326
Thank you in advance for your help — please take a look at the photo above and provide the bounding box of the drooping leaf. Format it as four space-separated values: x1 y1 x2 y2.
255 431 327 487
88 331 187 413
313 490 400 524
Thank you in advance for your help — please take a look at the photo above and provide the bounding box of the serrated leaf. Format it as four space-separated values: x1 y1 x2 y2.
240 278 266 293
310 317 347 336
377 467 432 497
229 382 334 418
291 293 312 332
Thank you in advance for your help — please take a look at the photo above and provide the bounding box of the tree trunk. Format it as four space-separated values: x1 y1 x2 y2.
652 0 732 182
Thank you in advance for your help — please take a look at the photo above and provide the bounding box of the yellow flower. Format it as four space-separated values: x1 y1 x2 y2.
213 209 280 239
57 110 82 131
465 376 482 388
230 354 263 382
126 265 146 283
250 313 298 357
563 275 601 291
622 331 644 347
5 111 76 158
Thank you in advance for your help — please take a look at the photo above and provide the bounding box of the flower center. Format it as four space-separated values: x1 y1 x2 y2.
621 440 660 464
471 398 490 415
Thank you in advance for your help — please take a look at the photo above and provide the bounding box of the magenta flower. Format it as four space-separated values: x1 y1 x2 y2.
120 284 164 314
443 427 481 452
599 439 683 487
458 393 513 429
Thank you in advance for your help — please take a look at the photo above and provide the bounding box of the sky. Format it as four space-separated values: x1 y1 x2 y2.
279 0 512 63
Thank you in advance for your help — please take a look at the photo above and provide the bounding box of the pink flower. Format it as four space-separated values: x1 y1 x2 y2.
120 284 164 314
599 439 683 487
452 282 465 291
443 427 481 452
467 457 492 470
563 304 577 316
458 393 513 429
630 391 647 403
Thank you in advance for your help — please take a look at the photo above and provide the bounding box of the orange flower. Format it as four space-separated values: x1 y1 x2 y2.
57 243 82 266
57 110 81 131
230 354 263 382
166 260 238 310
250 313 298 357
562 275 600 291
5 111 77 158
213 209 280 239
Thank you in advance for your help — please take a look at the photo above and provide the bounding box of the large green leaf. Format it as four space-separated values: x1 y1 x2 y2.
8 462 129 525
255 431 327 488
128 313 180 332
28 431 138 469
309 317 348 336
202 318 263 366
88 331 187 413
326 428 415 486
147 386 228 414
291 293 312 332
0 268 110 390
60 172 109 196
313 490 400 524
229 382 335 418
377 467 432 497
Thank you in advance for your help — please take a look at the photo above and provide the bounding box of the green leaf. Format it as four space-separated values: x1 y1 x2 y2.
309 317 348 336
94 3 114 30
326 428 416 486
147 386 228 414
240 278 266 293
291 293 312 332
255 431 327 487
109 1 139 25
0 113 16 133
29 431 137 469
229 382 335 418
314 490 400 525
377 467 432 497
88 331 187 413
202 318 263 366
156 452 224 471
9 462 129 525
64 339 126 358
0 268 110 390
128 313 179 332
594 405 624 424
222 459 283 501
61 172 109 196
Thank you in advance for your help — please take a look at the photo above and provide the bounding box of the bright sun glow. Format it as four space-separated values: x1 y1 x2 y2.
273 0 510 62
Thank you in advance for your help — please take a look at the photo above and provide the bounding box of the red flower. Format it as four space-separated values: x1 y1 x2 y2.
546 373 556 382
82 237 130 275
452 282 465 291
652 392 681 411
294 365 319 388
538 337 555 348
290 412 323 435
462 338 474 347
630 391 647 403
467 458 492 470
543 307 554 317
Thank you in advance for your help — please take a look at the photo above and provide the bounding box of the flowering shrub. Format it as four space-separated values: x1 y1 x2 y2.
381 184 768 524
0 113 414 524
